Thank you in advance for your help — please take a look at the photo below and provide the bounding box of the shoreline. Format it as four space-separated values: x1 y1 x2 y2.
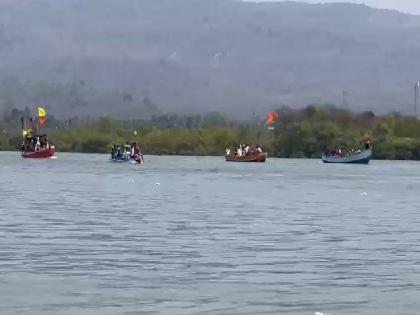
1 150 420 162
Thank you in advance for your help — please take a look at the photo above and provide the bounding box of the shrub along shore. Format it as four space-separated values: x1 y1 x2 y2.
1 106 420 160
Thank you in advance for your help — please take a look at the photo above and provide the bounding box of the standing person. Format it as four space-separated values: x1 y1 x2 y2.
31 137 37 151
237 146 243 157
39 135 45 148
123 145 128 160
130 143 135 157
137 143 144 163
44 134 49 148
35 137 41 151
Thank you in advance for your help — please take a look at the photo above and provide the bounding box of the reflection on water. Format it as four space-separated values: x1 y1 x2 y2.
1 152 420 315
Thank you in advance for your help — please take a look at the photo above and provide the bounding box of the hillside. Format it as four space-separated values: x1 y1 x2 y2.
1 0 420 119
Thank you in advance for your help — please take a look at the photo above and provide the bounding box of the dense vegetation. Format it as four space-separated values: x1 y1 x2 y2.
1 106 420 160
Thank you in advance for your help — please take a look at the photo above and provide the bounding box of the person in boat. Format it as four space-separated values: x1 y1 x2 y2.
332 148 341 156
237 146 243 157
28 137 36 151
39 135 45 148
129 142 144 163
244 144 250 155
132 142 144 163
43 134 49 149
365 140 371 150
124 141 131 159
226 148 231 156
131 142 138 158
35 137 41 151
256 145 263 153
122 146 128 160
115 145 122 159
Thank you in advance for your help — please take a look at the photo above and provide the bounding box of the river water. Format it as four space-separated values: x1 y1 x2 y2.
0 152 420 315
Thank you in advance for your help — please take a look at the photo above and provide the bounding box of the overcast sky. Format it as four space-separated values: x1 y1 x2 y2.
246 1 420 15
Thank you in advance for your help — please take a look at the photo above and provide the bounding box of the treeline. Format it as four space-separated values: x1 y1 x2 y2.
1 106 420 160
271 106 420 160
0 110 269 155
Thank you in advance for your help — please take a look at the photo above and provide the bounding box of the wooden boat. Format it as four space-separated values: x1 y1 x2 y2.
225 151 267 162
22 145 55 158
322 148 372 164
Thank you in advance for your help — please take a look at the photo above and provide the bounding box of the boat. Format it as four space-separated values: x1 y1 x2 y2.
20 108 55 159
22 144 55 158
322 148 372 164
109 156 130 162
109 144 144 164
225 151 267 162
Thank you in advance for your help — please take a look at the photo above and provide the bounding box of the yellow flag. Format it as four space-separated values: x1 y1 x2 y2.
38 107 46 125
38 107 46 118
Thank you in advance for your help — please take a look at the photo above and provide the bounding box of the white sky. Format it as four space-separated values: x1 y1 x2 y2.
246 1 420 15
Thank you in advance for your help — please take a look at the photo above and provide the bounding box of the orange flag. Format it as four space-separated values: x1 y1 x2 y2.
266 112 278 125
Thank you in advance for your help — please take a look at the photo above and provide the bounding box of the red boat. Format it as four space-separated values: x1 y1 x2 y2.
22 145 55 158
20 110 55 158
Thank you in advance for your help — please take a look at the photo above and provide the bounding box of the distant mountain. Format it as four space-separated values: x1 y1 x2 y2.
1 0 420 119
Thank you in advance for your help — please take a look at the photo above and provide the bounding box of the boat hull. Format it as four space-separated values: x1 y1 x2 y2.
109 156 143 164
22 145 55 158
322 149 372 164
225 152 267 162
109 157 131 162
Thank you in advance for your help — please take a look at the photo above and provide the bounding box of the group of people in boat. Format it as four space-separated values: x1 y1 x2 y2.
326 140 371 157
226 144 263 157
111 142 144 163
21 130 50 153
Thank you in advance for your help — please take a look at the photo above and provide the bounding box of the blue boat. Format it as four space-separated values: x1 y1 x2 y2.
322 148 372 164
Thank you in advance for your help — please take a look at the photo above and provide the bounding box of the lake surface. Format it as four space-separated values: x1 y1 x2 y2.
1 152 420 315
